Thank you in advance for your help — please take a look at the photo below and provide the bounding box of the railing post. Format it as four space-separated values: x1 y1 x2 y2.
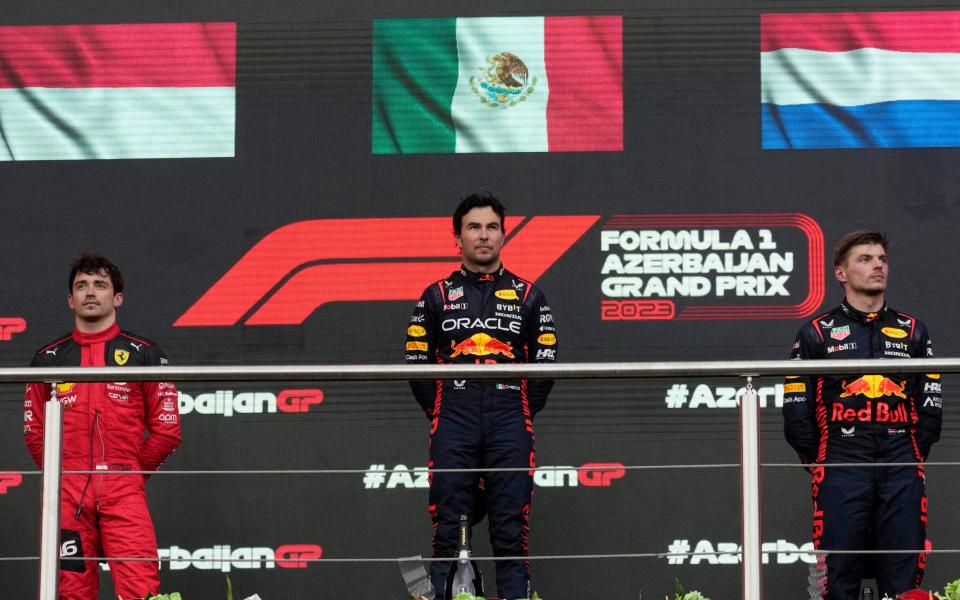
38 386 63 600
741 376 762 600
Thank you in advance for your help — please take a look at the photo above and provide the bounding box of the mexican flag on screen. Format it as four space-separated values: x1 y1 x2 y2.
373 16 622 154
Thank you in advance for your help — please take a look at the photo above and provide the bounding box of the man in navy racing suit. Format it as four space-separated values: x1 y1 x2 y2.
406 193 556 600
783 230 942 599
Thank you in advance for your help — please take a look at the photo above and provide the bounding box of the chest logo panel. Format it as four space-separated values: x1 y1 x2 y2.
55 382 79 408
114 349 130 365
450 333 514 358
538 333 557 345
495 289 518 301
829 325 850 341
839 375 907 399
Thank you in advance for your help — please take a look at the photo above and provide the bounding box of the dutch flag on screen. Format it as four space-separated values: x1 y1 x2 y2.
761 11 960 149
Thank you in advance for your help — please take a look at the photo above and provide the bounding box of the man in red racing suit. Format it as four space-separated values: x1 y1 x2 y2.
23 255 180 600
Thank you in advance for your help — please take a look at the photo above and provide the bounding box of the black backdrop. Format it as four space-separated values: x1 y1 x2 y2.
1 1 958 598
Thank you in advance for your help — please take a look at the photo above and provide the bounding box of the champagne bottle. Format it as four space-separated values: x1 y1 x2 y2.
445 514 484 598
451 515 475 595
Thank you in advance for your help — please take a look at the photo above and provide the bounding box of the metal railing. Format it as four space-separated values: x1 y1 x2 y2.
3 357 955 600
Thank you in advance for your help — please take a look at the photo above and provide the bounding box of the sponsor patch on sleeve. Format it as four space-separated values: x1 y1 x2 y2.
537 333 557 345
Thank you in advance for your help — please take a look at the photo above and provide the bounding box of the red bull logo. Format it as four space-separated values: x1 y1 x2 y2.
839 375 907 399
831 401 908 423
450 333 514 359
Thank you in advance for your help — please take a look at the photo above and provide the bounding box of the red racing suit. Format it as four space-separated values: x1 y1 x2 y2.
23 324 181 600
783 300 942 599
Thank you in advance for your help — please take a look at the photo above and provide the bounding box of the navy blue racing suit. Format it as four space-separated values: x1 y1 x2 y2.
406 265 556 600
783 299 942 599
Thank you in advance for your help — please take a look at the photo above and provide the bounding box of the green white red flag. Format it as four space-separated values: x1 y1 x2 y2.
373 16 622 154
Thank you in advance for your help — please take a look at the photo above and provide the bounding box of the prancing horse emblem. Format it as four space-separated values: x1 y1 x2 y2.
114 349 130 365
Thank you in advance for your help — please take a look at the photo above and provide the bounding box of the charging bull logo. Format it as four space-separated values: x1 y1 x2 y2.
450 333 514 359
839 375 907 399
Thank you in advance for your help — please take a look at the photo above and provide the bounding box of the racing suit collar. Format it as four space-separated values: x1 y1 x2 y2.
840 298 887 323
72 322 120 346
460 264 505 283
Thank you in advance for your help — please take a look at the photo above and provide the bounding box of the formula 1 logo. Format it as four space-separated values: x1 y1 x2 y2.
0 317 26 341
0 472 23 494
600 213 824 320
175 216 598 326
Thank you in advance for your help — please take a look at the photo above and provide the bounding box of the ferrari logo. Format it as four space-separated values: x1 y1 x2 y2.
114 349 129 366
